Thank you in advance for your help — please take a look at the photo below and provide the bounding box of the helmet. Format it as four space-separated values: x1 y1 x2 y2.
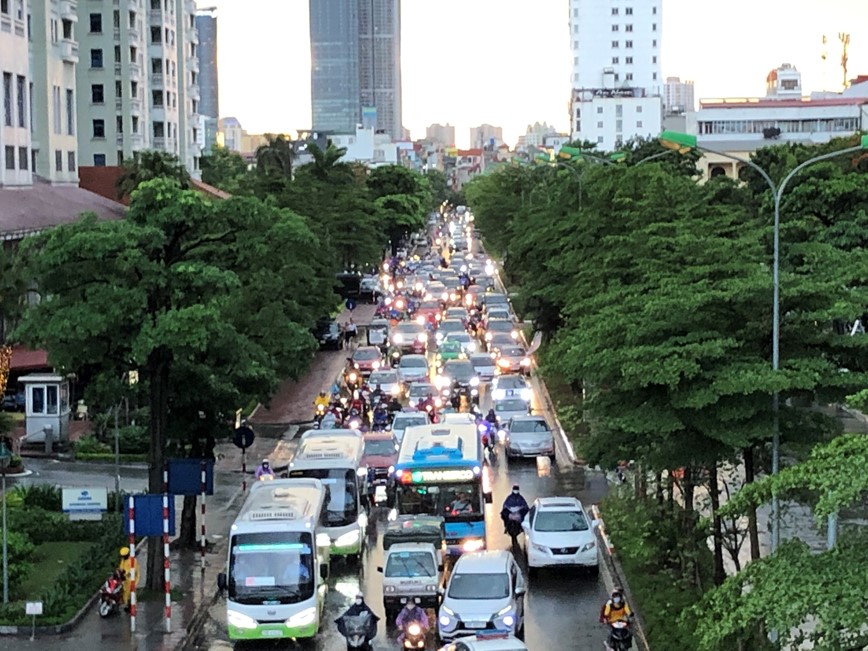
262 459 269 465
120 547 130 558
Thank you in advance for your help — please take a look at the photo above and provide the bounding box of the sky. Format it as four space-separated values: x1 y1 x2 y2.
205 0 867 148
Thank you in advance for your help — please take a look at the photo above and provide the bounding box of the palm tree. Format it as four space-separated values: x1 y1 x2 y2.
116 150 190 200
306 142 349 182
255 134 295 179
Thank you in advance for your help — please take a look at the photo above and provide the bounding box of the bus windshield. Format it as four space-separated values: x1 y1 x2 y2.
228 531 314 605
398 482 482 518
289 468 358 527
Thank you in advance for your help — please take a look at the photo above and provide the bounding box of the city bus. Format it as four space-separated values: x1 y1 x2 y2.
219 478 330 643
392 423 493 555
286 428 367 560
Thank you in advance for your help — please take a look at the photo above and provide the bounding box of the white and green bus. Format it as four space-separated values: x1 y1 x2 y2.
286 428 367 560
218 478 330 643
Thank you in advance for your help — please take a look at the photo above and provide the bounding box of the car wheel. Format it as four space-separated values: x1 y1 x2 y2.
528 565 538 579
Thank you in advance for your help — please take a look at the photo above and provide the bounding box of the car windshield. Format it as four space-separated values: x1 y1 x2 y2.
496 400 528 413
394 415 428 429
401 357 427 368
370 371 398 385
448 334 471 343
501 347 525 357
444 362 475 381
509 419 549 433
228 532 314 605
470 355 495 367
440 320 465 332
354 348 381 360
440 341 461 351
409 384 435 397
365 438 398 456
419 301 440 310
396 323 423 334
385 551 437 578
487 321 514 332
447 572 510 600
497 376 527 390
535 510 589 533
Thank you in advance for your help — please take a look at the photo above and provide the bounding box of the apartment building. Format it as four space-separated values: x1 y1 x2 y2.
1 0 33 187
469 124 503 150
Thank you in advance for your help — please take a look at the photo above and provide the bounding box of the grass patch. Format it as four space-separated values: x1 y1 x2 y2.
17 541 92 600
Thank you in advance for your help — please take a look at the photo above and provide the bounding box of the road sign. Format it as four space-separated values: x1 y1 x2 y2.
123 494 176 536
25 602 42 616
167 458 214 495
232 425 255 450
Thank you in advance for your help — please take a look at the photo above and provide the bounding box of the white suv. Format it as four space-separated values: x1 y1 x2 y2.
437 550 525 642
522 496 599 576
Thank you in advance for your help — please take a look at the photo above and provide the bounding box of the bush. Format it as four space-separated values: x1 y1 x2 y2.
117 425 148 454
0 530 36 592
74 434 111 455
12 484 62 511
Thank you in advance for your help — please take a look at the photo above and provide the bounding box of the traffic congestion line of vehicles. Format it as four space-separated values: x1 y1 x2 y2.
214 209 633 650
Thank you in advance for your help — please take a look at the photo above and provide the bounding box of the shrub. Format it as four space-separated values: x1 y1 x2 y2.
74 434 111 455
2 530 36 591
118 425 148 454
12 484 62 511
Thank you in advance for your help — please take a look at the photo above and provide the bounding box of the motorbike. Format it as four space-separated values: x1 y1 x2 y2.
314 403 327 425
605 620 633 650
340 612 376 650
98 570 125 617
371 406 390 432
258 471 275 481
505 507 524 545
401 621 428 649
390 349 402 368
346 407 364 431
477 420 497 463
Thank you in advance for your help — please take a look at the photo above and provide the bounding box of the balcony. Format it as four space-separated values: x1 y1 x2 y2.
187 84 199 101
128 25 139 40
186 56 198 73
116 134 125 146
151 72 164 86
59 0 78 22
60 39 79 63
149 9 163 24
130 98 142 113
153 136 165 149
129 63 141 79
189 27 198 45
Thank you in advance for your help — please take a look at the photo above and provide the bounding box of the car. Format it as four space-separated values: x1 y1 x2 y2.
439 412 475 425
483 319 519 344
504 415 554 459
485 307 513 322
407 382 437 409
437 632 529 651
486 333 516 355
392 322 428 354
427 282 449 303
362 432 400 496
522 496 599 576
437 550 526 642
397 354 430 385
437 360 480 393
491 375 532 402
415 300 443 326
350 346 385 377
312 318 342 350
390 411 430 442
482 293 510 312
359 275 381 302
446 332 478 356
493 399 531 430
367 318 390 348
444 307 468 322
436 340 465 367
495 346 531 376
469 354 498 382
436 319 467 343
368 369 402 398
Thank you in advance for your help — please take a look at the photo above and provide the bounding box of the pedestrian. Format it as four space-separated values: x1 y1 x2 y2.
342 322 352 349
118 547 133 609
348 319 358 348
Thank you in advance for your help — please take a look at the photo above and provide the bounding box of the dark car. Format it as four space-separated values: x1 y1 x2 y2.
313 318 342 350
2 390 24 412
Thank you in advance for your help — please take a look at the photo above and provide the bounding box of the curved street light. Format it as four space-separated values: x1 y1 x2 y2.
658 130 868 553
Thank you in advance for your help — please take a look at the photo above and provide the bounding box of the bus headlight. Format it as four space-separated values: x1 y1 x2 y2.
227 610 258 630
316 533 331 547
335 530 360 547
286 607 316 628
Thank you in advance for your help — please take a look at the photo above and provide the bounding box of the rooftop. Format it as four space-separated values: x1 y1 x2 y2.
700 96 868 109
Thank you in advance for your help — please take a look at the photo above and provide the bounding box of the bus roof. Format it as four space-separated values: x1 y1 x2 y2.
395 423 481 470
233 478 325 531
290 429 364 471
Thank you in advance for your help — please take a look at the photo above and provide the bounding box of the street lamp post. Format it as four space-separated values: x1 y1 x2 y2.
0 442 10 603
658 131 868 552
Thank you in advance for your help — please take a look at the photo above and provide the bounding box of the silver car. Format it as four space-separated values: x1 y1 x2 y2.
494 398 530 428
390 411 430 442
505 415 554 459
469 353 497 382
407 382 437 408
368 370 402 398
397 354 430 385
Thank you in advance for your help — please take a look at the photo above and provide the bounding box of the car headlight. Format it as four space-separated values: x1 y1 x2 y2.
417 333 427 342
485 333 493 341
435 313 442 321
520 389 532 401
353 363 360 369
441 292 449 301
393 333 404 344
467 342 477 352
384 585 396 593
462 538 484 552
520 358 531 367
581 541 596 552
497 359 511 368
227 610 258 630
415 315 425 325
471 389 478 396
502 614 515 627
511 331 519 340
532 543 549 553
435 332 444 342
372 360 381 369
439 615 452 627
391 385 401 396
285 607 316 628
335 530 360 547
469 377 480 387
434 398 443 407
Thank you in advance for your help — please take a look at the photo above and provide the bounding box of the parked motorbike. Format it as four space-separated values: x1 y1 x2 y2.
98 569 125 617
605 620 633 650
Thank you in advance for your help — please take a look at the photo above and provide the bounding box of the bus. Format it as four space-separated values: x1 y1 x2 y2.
220 478 330 643
286 428 367 559
392 423 493 555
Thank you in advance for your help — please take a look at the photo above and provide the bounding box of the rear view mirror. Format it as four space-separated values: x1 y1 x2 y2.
217 572 227 591
515 586 526 597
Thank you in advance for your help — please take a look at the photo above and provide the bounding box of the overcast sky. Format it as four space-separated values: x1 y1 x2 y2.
205 0 867 147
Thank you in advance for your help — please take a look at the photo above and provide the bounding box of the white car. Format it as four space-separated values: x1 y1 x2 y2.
398 354 430 384
493 399 530 440
437 550 525 642
407 382 437 409
368 370 402 398
491 375 531 402
469 354 497 382
523 497 599 576
439 412 475 425
390 411 429 442
438 632 528 650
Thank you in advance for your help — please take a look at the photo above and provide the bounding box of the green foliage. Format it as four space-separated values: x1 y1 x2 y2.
11 484 62 511
0 245 25 343
0 412 13 436
0 530 36 592
368 165 431 255
423 168 451 209
74 434 111 454
116 150 190 199
200 144 251 195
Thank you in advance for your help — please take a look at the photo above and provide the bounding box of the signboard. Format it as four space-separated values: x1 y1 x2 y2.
25 602 43 616
62 487 108 520
233 425 255 450
123 494 176 537
167 458 215 496
402 468 476 484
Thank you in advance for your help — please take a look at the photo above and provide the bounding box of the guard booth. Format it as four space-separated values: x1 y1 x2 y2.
20 374 70 445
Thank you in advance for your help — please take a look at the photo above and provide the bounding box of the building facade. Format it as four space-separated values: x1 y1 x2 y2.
469 124 503 150
663 76 694 114
309 0 359 134
1 0 36 187
568 0 663 150
425 122 454 147
358 0 401 139
194 8 217 119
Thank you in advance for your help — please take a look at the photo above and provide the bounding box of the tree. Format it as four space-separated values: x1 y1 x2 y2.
423 168 451 209
116 150 190 200
618 136 702 177
255 133 295 178
367 166 431 255
305 142 351 182
200 145 251 195
15 179 326 586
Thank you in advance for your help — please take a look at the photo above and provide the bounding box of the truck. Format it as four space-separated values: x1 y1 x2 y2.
378 515 445 619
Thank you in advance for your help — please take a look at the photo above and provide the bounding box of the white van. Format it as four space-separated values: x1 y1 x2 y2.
438 632 529 650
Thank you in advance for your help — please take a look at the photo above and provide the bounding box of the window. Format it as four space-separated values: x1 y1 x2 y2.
114 80 122 97
28 81 32 133
130 81 138 98
652 39 657 47
636 106 643 113
626 7 633 14
626 73 633 81
615 105 623 117
4 146 13 170
611 24 618 31
92 119 105 138
611 7 618 14
131 116 139 133
652 23 657 31
625 40 633 48
614 73 620 81
150 26 161 42
61 18 72 39
93 153 107 166
615 120 622 132
653 6 657 13
90 48 103 68
50 18 57 42
611 40 619 48
0 0 7 14
67 151 76 171
575 108 581 118
114 45 121 63
573 40 578 49
653 73 657 80
637 121 643 128
151 57 162 74
54 149 62 171
65 89 74 134
2 73 11 127
596 106 603 114
16 75 24 127
597 136 604 144
116 115 123 133
573 24 578 33
117 151 124 165
152 121 164 137
91 84 104 104
612 57 619 64
596 121 603 128
89 12 102 33
112 9 119 28
572 7 577 16
573 56 578 65
652 55 657 64
626 57 633 64
31 387 44 414
129 10 135 27
625 24 633 32
18 146 27 169
152 89 163 106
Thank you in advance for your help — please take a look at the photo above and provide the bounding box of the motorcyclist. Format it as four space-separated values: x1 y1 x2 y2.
395 599 430 644
500 485 529 533
419 393 438 423
255 459 275 480
372 402 390 430
485 408 498 427
370 383 386 405
118 547 132 608
600 588 634 647
336 592 379 651
314 391 330 410
386 394 402 416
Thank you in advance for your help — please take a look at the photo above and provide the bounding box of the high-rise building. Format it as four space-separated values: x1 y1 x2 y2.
568 0 663 150
309 0 403 140
195 8 217 118
425 123 454 147
1 0 38 187
309 0 360 134
663 76 695 114
470 124 503 150
75 0 201 177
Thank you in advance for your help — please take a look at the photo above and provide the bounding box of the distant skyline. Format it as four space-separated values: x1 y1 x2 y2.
206 0 866 148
